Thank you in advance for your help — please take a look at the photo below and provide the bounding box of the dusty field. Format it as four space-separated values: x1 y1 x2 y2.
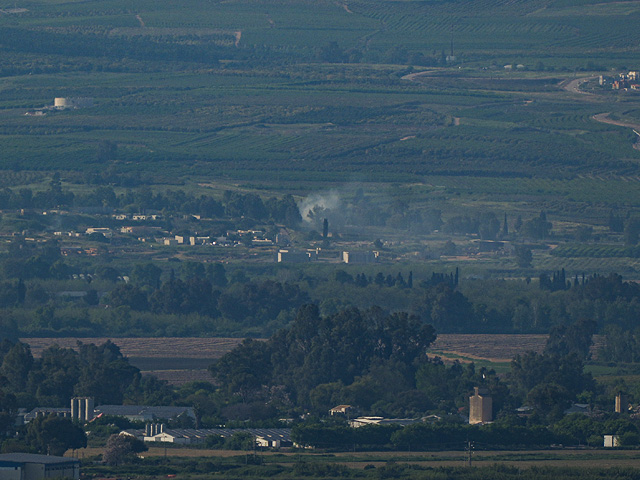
22 337 244 385
429 334 548 362
23 334 603 385
22 337 244 359
24 335 552 364
145 369 213 385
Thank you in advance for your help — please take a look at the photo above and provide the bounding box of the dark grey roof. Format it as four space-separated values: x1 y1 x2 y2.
27 407 70 414
95 405 194 418
140 428 292 442
0 453 79 465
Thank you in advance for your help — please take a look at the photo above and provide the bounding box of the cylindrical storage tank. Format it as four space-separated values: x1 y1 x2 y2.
85 397 95 422
71 398 79 420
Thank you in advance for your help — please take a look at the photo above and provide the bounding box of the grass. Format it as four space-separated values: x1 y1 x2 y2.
71 445 640 470
426 350 512 374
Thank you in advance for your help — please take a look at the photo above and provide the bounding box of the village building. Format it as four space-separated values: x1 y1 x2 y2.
329 405 356 416
132 425 292 448
85 227 112 238
348 417 425 428
277 249 316 263
21 407 72 424
342 251 379 264
604 435 621 447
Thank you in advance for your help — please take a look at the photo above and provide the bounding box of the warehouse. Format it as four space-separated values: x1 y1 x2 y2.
0 453 79 479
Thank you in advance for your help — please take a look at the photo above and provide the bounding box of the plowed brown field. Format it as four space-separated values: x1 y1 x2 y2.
23 334 601 385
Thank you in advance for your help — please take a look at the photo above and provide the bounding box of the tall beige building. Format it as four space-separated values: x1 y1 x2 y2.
615 392 628 413
469 387 492 424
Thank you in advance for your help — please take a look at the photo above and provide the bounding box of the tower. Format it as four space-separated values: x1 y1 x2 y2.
469 387 492 424
615 392 628 414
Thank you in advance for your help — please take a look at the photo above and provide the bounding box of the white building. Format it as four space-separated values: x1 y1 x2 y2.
140 426 292 448
54 97 93 109
85 227 112 238
604 435 621 447
349 417 425 428
277 249 315 263
342 251 379 264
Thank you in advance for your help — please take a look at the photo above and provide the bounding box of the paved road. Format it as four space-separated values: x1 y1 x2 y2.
593 112 640 149
562 75 599 95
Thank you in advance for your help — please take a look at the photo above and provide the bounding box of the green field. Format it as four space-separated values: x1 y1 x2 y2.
1 0 640 185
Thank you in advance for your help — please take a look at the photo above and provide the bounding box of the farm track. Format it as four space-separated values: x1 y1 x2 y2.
592 112 640 149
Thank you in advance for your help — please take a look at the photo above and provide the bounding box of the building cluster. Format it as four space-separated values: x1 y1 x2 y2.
121 424 292 448
162 234 212 246
276 249 379 264
607 71 640 90
331 388 639 448
25 97 94 117
113 214 164 221
20 397 195 425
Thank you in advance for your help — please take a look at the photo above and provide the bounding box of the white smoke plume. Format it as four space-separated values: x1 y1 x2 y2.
298 191 342 224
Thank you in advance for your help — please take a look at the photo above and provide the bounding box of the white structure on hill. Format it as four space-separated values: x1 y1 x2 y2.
342 251 379 264
54 97 94 109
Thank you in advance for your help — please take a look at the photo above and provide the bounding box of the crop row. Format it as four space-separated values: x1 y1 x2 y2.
552 244 640 258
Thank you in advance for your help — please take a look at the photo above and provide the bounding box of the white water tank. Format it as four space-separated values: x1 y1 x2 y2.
54 97 69 108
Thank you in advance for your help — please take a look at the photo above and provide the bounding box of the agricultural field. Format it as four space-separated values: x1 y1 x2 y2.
0 0 638 291
22 334 557 384
25 334 549 364
23 337 243 384
0 0 640 186
429 334 548 362
24 334 614 384
73 446 640 469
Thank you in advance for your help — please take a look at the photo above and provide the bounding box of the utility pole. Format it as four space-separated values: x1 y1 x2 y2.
466 440 474 467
